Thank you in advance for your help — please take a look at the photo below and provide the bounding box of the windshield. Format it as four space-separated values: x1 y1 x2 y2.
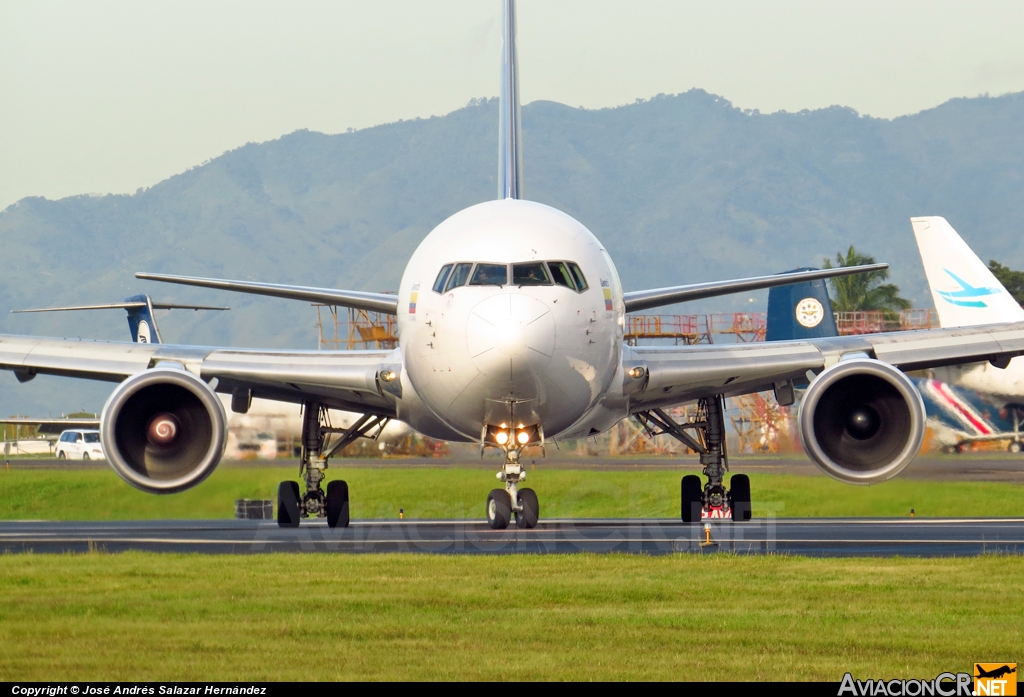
444 263 473 292
469 264 507 286
512 262 552 286
432 264 453 293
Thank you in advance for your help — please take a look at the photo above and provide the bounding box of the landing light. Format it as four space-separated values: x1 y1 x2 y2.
516 431 530 445
495 431 509 445
627 366 646 379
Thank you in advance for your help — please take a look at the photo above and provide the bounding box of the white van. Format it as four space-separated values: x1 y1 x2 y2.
55 429 105 460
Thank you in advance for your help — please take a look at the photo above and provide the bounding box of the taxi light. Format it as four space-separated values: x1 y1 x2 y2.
516 431 530 445
495 431 509 445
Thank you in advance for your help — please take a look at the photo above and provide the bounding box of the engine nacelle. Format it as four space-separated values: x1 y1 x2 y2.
798 358 925 484
100 368 227 494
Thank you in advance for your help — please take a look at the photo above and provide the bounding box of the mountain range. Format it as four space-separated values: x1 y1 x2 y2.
2 89 1023 415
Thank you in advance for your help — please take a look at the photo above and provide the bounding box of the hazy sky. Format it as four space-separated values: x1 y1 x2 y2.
2 0 1023 210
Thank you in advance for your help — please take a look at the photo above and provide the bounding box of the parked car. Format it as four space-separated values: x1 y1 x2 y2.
55 429 105 460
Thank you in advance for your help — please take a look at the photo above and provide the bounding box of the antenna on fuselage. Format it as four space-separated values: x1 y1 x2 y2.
498 0 523 200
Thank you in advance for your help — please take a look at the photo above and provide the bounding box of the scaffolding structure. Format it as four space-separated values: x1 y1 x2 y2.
624 315 709 345
315 305 398 350
834 309 938 335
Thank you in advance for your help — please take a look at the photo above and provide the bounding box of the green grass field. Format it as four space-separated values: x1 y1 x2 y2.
1 553 1021 680
2 464 1024 520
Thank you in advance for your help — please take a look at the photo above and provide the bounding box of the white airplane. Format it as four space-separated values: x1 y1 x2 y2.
3 1 1024 529
912 216 1024 449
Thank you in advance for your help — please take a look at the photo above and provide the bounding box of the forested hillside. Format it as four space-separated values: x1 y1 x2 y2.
2 89 1022 414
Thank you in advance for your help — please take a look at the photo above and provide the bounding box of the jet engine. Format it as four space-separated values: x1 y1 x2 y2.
100 368 227 494
798 358 925 484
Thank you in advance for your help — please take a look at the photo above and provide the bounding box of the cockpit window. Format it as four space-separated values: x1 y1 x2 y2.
568 262 589 292
444 263 473 292
512 262 552 286
547 262 575 289
432 264 453 293
469 263 508 286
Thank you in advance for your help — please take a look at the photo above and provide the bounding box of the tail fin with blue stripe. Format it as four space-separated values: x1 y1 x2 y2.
10 296 228 344
911 216 1024 328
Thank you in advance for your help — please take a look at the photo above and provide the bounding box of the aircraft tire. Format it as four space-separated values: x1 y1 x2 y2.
1009 441 1022 454
277 481 301 528
681 475 703 523
729 474 752 521
486 489 511 530
326 480 350 529
515 488 539 529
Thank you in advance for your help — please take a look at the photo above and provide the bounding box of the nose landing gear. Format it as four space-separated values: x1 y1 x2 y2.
486 450 539 530
636 396 752 523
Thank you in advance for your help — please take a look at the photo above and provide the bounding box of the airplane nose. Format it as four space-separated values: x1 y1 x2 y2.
467 294 554 377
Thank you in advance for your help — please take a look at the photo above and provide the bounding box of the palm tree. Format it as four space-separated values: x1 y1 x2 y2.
824 246 911 313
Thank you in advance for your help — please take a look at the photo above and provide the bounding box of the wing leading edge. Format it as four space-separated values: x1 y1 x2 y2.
135 273 399 315
626 321 1024 412
0 334 397 416
622 264 887 313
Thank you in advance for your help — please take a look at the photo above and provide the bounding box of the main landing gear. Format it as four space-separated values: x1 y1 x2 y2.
635 396 752 523
277 402 389 529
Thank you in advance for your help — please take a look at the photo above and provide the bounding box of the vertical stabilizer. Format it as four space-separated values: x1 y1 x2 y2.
124 295 163 344
911 217 1024 328
498 0 522 200
765 268 839 342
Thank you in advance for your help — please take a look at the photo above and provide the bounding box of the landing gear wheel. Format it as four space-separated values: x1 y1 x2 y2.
954 443 966 454
1009 441 1022 453
729 474 751 521
515 488 539 529
277 481 301 528
681 475 703 523
326 480 350 529
486 489 512 530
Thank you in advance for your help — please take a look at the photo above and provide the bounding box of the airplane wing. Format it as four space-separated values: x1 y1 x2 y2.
0 417 100 435
136 273 399 315
626 321 1024 411
622 263 887 313
0 334 397 416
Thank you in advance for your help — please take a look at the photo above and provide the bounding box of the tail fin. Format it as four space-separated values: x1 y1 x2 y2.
498 0 522 200
911 216 1024 327
123 294 161 343
765 268 839 341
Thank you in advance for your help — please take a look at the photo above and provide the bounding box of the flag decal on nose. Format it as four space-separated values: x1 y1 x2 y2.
601 280 613 310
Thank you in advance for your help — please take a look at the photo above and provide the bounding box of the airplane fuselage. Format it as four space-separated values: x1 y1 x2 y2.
395 199 628 443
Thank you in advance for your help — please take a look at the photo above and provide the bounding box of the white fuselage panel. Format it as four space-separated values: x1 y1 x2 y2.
396 199 625 441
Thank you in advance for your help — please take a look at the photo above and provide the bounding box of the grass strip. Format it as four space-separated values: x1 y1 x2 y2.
0 552 1021 681
2 466 1024 519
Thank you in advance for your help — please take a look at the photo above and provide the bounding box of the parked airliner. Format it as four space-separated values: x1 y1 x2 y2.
2 1 1023 529
912 216 1024 451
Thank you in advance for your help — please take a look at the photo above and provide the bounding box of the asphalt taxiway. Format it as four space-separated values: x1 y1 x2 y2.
1 517 1022 556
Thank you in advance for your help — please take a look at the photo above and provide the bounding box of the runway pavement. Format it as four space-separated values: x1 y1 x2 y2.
2 517 1023 556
